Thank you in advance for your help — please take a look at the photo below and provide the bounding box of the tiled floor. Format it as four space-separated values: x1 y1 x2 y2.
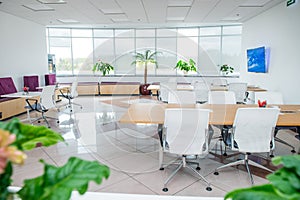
8 95 300 198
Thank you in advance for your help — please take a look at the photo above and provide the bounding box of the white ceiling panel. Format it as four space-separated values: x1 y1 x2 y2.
0 0 286 26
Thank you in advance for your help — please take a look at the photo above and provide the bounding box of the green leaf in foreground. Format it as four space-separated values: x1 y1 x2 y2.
225 155 300 200
18 157 110 200
0 118 64 150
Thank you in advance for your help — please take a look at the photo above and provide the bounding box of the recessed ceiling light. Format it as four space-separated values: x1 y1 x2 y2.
57 19 79 23
37 0 66 4
105 13 129 22
168 0 193 6
23 4 54 11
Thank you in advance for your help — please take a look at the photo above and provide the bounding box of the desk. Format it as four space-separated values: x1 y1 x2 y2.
147 84 194 96
210 86 267 92
1 92 41 98
120 103 300 127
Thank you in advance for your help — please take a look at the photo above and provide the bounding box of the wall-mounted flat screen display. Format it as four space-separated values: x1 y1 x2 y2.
247 46 269 73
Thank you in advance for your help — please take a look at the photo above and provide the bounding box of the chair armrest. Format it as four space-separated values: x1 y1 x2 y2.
59 88 70 98
25 98 39 111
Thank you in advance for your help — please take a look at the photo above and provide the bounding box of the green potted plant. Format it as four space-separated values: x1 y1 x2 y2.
225 155 300 200
0 118 110 200
175 59 197 75
92 59 114 76
220 64 234 75
132 50 160 95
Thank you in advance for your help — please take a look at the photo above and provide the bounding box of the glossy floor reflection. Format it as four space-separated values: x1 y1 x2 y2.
9 96 300 197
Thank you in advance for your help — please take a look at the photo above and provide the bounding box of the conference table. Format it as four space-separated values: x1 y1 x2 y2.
120 103 300 167
119 103 300 127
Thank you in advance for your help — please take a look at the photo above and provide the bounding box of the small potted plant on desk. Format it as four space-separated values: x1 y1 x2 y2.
92 59 114 76
175 59 197 75
220 64 234 76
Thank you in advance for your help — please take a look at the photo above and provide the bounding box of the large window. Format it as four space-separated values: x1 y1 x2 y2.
47 25 242 76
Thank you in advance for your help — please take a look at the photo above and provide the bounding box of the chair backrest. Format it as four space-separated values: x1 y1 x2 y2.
70 81 79 98
211 79 227 86
254 91 284 104
208 91 236 104
228 82 248 103
193 81 209 103
164 108 210 155
24 75 39 91
233 108 279 153
40 85 56 109
159 82 177 102
168 91 196 104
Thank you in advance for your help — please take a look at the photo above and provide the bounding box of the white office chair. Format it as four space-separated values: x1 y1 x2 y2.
214 108 280 185
228 82 248 104
161 108 212 192
254 91 296 154
25 85 59 128
59 81 83 112
208 91 236 155
211 79 228 86
167 91 196 104
193 81 209 104
159 82 177 103
208 91 236 104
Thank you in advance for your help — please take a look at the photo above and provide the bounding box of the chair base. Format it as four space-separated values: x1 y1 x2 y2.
162 156 211 192
214 154 273 185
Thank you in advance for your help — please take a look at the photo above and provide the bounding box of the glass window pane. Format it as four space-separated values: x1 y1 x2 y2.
199 36 221 74
178 28 198 37
48 28 70 37
115 38 135 75
72 38 93 75
72 29 92 37
156 38 177 75
50 46 72 75
222 35 242 71
94 38 115 72
157 29 177 37
200 27 221 36
223 26 242 35
115 29 134 37
93 29 114 37
136 29 155 37
177 37 198 75
49 38 71 47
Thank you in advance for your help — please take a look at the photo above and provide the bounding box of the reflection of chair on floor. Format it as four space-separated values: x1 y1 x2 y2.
161 108 212 192
254 91 296 155
25 85 59 128
59 81 82 112
214 108 280 185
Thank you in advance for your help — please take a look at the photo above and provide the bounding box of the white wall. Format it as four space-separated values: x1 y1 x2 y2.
0 11 48 90
239 2 300 104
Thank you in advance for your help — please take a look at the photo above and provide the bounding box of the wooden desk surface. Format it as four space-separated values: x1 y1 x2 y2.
119 103 300 127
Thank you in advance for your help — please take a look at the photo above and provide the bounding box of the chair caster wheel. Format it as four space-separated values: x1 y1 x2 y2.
223 153 227 156
57 120 59 123
214 171 219 175
196 166 201 170
291 150 296 153
48 126 51 128
159 167 164 170
206 187 212 191
162 188 168 192
270 154 274 158
70 109 73 112
38 121 41 123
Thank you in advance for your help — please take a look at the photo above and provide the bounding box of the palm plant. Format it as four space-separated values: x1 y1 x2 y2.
131 50 160 84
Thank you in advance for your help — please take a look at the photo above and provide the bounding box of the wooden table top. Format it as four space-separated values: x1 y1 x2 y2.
119 103 300 126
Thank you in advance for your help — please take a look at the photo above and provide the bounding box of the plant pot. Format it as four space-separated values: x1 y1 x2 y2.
140 84 151 95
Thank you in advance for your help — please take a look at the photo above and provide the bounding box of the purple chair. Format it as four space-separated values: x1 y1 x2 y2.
45 74 56 85
24 75 39 91
0 77 18 94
